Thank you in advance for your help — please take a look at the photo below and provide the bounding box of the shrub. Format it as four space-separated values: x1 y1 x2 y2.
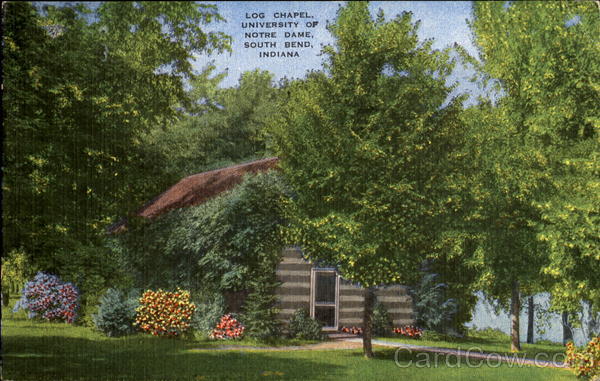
242 271 281 341
13 272 79 323
134 288 196 337
117 171 286 295
467 327 509 341
393 325 423 339
210 314 245 340
566 337 600 379
288 309 323 340
93 288 139 337
373 302 392 336
409 272 458 334
191 291 226 337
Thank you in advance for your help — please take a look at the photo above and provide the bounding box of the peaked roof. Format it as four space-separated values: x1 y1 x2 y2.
108 157 280 233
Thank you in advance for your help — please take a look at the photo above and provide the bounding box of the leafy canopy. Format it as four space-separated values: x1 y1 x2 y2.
143 68 280 178
468 1 599 309
2 2 230 268
270 2 465 287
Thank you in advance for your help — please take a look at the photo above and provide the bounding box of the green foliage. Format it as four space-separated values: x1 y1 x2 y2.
191 291 226 338
242 270 281 342
428 232 480 333
269 2 465 288
373 302 392 337
93 288 139 337
410 272 458 334
468 1 600 311
287 309 324 341
54 241 132 327
2 1 229 280
144 68 281 178
1 249 32 297
117 171 287 294
466 327 510 342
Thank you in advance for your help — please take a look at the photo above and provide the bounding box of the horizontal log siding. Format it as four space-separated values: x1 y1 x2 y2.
274 248 414 328
376 286 414 326
338 284 413 327
276 248 311 322
338 281 363 326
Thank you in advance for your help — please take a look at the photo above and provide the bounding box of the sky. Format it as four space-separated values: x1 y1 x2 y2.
194 1 480 94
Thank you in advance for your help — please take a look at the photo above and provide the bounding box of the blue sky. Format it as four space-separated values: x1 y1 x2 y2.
195 1 479 92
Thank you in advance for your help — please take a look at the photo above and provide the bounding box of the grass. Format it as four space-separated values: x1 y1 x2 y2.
191 337 320 349
3 309 578 381
375 328 567 360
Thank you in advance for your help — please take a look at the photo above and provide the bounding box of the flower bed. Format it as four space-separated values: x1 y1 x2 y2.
393 325 423 339
566 337 600 379
209 314 245 340
340 326 363 335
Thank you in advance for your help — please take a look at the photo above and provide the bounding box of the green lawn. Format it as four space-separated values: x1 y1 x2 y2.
2 308 577 381
376 329 567 360
191 337 320 348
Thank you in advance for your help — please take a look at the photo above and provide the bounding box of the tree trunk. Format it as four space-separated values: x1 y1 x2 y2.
584 302 599 342
526 295 534 344
362 287 375 358
510 281 521 351
562 312 573 345
1 292 9 307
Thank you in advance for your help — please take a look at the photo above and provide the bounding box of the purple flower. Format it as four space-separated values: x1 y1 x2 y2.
13 272 80 324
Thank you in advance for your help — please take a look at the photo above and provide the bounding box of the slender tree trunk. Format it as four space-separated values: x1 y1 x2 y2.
527 295 534 344
510 281 521 351
362 287 375 358
584 302 599 342
562 312 573 345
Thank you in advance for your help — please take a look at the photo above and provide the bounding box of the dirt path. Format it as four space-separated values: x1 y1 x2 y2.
191 340 362 352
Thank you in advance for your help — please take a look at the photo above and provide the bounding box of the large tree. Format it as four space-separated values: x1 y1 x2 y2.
270 3 465 357
468 1 599 349
460 103 549 352
2 2 229 269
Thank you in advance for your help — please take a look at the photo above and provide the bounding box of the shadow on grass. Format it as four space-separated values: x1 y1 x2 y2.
3 334 346 381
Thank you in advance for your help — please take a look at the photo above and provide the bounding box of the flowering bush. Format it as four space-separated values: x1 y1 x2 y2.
566 337 600 379
13 272 79 323
134 289 196 337
341 326 363 335
209 314 245 340
393 325 423 339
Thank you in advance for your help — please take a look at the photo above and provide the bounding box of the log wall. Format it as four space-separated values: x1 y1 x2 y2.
275 247 414 329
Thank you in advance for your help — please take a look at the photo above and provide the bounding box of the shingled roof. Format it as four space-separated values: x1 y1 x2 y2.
108 157 280 233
